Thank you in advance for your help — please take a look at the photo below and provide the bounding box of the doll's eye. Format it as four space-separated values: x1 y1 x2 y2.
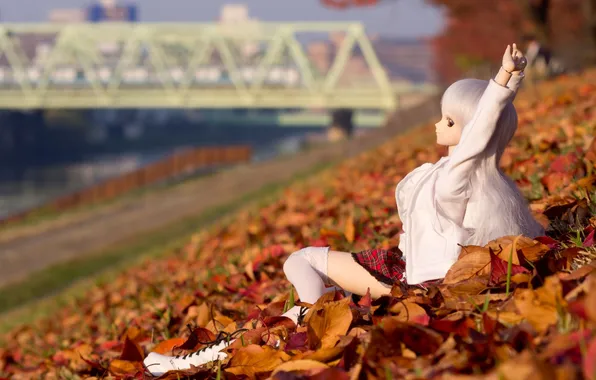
447 118 454 127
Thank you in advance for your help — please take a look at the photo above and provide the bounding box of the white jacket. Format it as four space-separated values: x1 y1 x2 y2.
395 76 523 284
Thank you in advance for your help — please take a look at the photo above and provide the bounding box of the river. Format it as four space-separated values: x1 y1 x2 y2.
0 123 364 219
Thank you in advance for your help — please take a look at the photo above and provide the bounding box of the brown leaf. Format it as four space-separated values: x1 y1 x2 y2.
487 236 550 263
483 350 572 380
369 317 443 358
344 213 355 243
513 276 566 333
307 297 353 349
309 367 350 379
559 260 596 281
226 344 290 380
119 335 144 362
57 344 94 373
176 327 216 351
444 246 491 284
271 359 329 376
108 359 142 377
388 301 429 324
439 275 490 297
300 346 346 363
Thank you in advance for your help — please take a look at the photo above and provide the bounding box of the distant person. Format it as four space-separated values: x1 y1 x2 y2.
522 34 565 80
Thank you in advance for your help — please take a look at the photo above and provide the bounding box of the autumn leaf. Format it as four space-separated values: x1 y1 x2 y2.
486 235 550 263
444 246 491 284
151 338 186 355
175 327 216 351
583 338 596 380
307 297 353 349
388 301 429 325
344 213 355 243
119 335 144 362
3 68 596 380
488 247 530 285
271 359 330 376
108 359 142 377
584 229 595 247
513 276 566 333
225 345 290 379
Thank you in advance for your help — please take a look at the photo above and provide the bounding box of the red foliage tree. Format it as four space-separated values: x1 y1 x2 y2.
426 0 590 83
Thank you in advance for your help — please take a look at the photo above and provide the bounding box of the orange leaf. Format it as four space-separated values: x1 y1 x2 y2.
320 228 343 239
344 213 355 243
307 297 353 349
225 345 290 379
108 359 142 376
389 301 429 325
514 276 566 333
486 235 550 263
443 246 491 284
151 338 186 355
271 359 330 376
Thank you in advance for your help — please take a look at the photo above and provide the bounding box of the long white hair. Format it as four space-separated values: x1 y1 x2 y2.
441 79 544 245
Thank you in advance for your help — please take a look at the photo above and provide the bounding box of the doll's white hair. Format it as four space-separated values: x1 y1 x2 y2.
441 79 544 245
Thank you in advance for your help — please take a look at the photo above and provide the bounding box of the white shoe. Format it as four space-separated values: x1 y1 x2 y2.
144 339 231 377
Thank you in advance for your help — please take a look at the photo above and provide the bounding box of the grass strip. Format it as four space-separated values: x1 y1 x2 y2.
0 160 335 337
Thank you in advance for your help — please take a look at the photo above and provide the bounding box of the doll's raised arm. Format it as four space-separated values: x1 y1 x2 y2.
506 72 525 101
434 45 522 225
494 44 527 101
504 44 527 100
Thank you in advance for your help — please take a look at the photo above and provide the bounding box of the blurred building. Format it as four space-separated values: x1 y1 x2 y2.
87 0 138 22
218 4 260 63
48 9 86 23
219 4 250 23
48 0 138 23
306 33 436 84
373 37 436 83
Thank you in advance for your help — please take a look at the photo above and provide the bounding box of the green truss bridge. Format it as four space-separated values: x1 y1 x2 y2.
0 22 437 110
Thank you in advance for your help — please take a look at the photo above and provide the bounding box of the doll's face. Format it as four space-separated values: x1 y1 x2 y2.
435 114 463 147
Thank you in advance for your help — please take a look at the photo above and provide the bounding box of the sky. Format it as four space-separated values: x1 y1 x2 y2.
0 0 444 38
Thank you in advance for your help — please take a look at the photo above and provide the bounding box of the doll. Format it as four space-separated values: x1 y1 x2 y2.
144 44 544 376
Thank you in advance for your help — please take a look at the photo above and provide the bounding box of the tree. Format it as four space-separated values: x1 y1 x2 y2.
425 0 591 83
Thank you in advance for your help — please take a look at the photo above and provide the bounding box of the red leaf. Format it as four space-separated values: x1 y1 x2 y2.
568 300 588 320
550 153 579 173
482 313 500 337
429 317 476 338
176 327 216 351
583 338 596 380
285 332 308 351
357 288 372 308
534 235 560 250
584 230 595 247
489 248 529 285
79 354 106 371
119 336 144 363
311 367 350 379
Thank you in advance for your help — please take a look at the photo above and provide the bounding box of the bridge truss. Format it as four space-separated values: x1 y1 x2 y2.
0 22 438 110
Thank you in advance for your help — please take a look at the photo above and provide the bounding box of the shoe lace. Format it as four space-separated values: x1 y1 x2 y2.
174 328 248 360
296 306 309 325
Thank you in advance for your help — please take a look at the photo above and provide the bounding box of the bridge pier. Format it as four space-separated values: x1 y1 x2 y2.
327 109 354 142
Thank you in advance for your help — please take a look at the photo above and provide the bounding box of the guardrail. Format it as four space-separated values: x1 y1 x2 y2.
0 145 252 227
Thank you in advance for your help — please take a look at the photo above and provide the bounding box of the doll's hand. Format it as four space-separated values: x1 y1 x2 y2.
502 43 527 73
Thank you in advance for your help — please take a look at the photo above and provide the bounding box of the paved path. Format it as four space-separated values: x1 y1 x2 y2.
0 94 439 287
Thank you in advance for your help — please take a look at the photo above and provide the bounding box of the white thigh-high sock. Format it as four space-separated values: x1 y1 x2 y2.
282 246 334 304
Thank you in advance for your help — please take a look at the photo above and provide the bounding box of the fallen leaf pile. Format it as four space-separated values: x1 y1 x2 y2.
1 71 596 380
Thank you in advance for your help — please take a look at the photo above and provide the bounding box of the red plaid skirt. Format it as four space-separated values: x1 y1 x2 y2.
351 248 406 285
